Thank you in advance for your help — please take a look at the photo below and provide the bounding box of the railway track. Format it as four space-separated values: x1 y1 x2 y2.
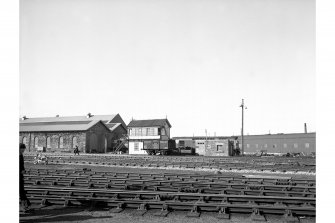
24 153 316 173
23 168 316 221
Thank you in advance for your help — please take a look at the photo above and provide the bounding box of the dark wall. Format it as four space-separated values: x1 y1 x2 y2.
20 132 86 153
86 122 114 153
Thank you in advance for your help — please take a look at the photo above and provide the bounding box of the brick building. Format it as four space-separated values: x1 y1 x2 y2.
173 136 237 156
19 114 127 153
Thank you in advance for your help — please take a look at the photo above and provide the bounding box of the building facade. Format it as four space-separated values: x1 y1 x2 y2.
237 132 316 155
127 119 172 155
19 114 127 153
173 136 237 156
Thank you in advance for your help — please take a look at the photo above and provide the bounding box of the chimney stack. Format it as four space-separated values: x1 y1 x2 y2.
21 116 27 121
304 123 307 133
87 113 92 118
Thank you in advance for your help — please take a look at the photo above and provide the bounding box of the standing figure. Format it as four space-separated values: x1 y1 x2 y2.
74 145 80 155
20 143 31 213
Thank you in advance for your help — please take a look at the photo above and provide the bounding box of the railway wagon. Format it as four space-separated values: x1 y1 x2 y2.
128 139 176 155
144 139 176 155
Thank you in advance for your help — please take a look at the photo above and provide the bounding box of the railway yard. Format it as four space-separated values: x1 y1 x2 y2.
20 153 316 223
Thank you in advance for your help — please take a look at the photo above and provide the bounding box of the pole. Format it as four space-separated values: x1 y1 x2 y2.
240 99 245 156
205 129 208 152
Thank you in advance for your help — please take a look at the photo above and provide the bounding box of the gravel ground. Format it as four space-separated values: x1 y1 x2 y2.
20 205 316 223
24 161 316 180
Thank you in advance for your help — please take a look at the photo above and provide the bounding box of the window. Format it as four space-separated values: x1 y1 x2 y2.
305 143 310 148
217 145 222 151
134 142 139 151
142 128 147 136
134 128 143 136
72 137 78 148
22 137 27 146
294 143 298 148
158 128 161 135
34 137 39 148
47 137 51 148
59 137 64 149
147 128 156 136
283 143 287 148
146 128 150 136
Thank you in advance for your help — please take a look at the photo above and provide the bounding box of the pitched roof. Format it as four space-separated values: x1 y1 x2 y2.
105 123 126 132
18 114 124 132
19 114 118 123
127 119 172 128
19 120 110 132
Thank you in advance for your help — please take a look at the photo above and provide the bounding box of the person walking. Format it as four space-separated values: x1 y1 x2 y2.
20 143 32 213
74 145 80 155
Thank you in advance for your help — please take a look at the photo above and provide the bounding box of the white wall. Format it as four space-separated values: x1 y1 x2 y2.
129 135 160 140
128 141 147 155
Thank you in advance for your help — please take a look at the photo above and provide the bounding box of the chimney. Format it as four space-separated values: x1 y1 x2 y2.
304 123 307 133
86 113 92 118
21 116 27 121
56 115 59 117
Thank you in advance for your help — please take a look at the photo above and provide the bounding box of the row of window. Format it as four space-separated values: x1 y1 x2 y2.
134 142 140 151
129 127 166 136
246 143 310 149
21 136 78 149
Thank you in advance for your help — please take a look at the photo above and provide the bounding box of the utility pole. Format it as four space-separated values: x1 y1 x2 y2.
205 129 208 151
240 99 247 156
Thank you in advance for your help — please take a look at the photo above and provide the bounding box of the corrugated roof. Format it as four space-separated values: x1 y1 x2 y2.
128 119 171 128
19 120 109 132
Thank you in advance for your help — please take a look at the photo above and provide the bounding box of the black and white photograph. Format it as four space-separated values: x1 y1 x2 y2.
3 0 333 222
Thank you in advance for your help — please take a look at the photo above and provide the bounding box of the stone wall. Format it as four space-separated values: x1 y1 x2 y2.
19 132 86 153
204 140 230 156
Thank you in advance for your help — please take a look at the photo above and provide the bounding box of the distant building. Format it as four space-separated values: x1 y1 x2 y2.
127 119 172 155
172 136 237 156
19 114 127 153
237 132 316 154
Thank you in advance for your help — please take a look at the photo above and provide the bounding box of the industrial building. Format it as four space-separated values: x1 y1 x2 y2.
19 114 127 153
237 132 316 155
173 136 238 156
127 119 172 155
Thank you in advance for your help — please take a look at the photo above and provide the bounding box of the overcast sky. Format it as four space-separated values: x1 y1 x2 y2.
20 0 315 137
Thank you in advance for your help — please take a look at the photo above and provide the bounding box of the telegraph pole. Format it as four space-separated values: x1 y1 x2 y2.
240 99 246 156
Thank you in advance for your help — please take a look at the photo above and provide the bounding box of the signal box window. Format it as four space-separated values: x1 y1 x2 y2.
134 142 139 151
